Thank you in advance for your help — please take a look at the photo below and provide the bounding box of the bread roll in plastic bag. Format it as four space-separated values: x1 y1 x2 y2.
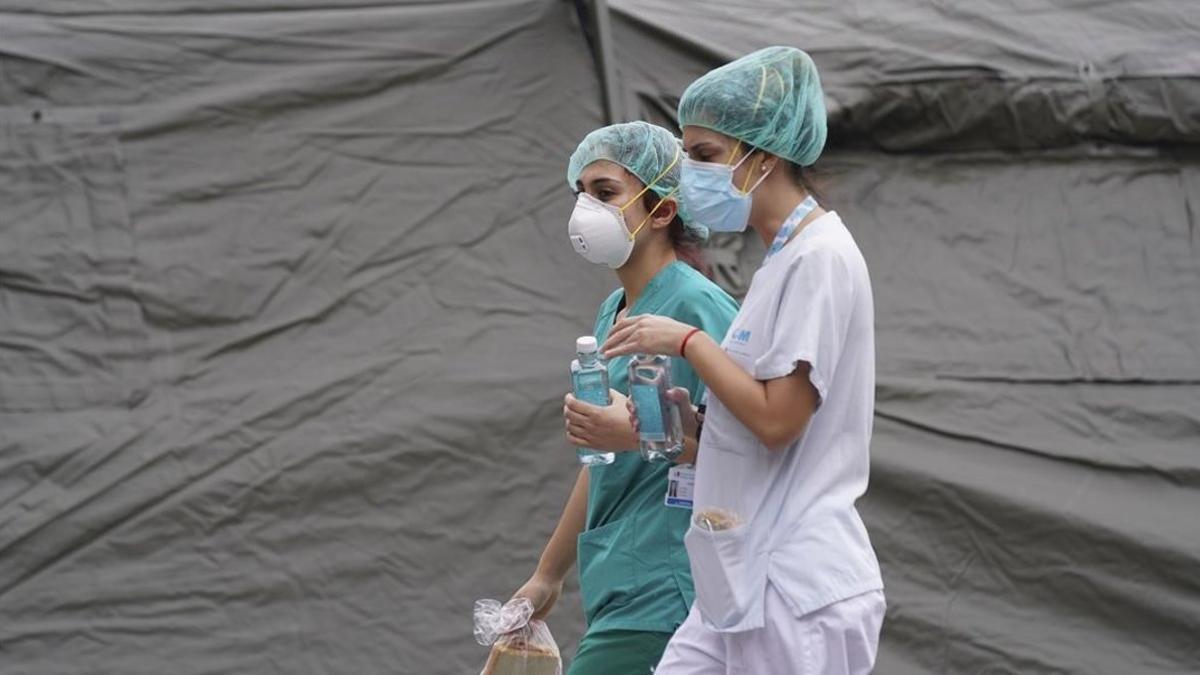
474 597 562 675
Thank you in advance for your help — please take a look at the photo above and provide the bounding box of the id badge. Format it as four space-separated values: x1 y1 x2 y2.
665 465 695 509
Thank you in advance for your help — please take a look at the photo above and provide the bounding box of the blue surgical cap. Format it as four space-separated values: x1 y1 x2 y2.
567 121 706 240
678 46 827 167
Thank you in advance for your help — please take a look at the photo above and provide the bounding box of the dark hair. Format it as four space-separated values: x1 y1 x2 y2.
788 160 828 206
641 191 711 278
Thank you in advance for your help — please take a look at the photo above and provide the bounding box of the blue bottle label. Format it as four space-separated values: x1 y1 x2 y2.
632 383 666 442
574 371 609 406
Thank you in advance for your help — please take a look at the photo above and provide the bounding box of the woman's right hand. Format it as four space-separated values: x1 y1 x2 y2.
511 573 563 620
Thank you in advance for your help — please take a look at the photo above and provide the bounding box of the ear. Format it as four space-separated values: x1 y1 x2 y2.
649 196 678 230
759 151 781 176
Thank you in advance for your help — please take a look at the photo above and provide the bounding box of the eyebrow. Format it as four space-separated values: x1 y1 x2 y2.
584 177 623 190
686 142 721 156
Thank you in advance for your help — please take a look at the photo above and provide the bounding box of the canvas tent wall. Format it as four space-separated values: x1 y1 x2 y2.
1 1 1198 673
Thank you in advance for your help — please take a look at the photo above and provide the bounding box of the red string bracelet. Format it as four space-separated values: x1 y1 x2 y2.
680 327 703 358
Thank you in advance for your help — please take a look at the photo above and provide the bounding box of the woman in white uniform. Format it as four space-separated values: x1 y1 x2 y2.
601 46 886 674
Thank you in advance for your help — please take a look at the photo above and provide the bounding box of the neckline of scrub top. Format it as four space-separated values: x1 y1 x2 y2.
617 259 690 320
762 209 839 267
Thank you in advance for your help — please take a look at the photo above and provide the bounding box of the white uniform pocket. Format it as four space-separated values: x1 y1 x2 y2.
684 512 763 632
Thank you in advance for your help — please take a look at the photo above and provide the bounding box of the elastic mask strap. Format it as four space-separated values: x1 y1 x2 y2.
742 163 773 195
724 140 744 166
733 66 774 193
628 187 678 241
740 153 763 193
754 66 770 113
620 145 682 214
722 67 771 167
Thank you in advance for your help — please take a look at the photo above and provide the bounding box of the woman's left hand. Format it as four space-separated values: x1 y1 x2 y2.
602 315 696 359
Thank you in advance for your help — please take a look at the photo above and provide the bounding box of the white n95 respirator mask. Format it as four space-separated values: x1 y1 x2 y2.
567 192 642 269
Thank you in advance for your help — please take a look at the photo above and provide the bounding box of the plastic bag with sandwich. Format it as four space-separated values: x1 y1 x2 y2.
474 597 562 675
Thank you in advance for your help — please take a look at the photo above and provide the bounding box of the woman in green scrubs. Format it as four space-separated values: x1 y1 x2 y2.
510 121 738 674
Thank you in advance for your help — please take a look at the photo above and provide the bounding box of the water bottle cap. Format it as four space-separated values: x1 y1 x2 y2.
576 336 599 354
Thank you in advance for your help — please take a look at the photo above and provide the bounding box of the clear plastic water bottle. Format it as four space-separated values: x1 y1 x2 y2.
628 354 685 463
571 336 616 465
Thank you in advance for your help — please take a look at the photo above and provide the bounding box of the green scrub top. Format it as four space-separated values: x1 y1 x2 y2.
577 260 739 634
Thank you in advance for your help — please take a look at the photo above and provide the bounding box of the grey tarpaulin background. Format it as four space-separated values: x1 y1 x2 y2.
1 1 1198 674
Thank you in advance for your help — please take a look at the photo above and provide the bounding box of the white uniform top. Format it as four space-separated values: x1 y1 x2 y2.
689 210 883 632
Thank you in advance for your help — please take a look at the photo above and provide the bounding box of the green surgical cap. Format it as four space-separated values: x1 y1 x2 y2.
566 121 705 240
678 46 827 167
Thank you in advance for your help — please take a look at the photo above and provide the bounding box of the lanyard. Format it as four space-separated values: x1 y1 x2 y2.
765 195 818 260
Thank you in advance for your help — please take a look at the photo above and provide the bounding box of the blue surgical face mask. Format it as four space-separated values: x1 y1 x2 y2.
680 147 772 233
